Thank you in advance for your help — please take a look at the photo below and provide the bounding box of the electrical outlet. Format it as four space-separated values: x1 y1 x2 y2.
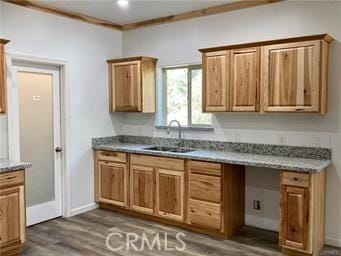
279 135 287 145
253 200 261 210
312 136 321 147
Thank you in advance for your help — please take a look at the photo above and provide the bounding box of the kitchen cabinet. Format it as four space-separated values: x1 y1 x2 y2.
230 47 260 111
200 34 333 114
156 168 184 221
0 39 9 114
261 40 326 113
130 165 155 214
202 51 230 112
280 170 326 256
0 170 26 256
107 56 157 113
95 151 128 208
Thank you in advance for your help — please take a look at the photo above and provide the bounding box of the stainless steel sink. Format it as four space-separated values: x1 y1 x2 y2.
143 146 193 153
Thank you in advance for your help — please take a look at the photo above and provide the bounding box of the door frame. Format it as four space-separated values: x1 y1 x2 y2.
6 53 71 218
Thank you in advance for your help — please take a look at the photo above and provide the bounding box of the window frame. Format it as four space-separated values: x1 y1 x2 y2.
162 64 212 127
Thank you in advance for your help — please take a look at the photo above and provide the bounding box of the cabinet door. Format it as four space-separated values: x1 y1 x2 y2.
98 161 128 208
280 186 309 251
0 186 24 246
130 165 155 214
230 48 260 112
111 61 141 112
261 40 320 112
202 51 230 112
156 169 184 222
0 44 5 113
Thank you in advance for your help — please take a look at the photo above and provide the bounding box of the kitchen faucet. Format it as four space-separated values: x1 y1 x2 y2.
167 120 182 140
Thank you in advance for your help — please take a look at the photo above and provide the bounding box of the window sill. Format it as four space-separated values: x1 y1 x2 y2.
155 125 214 132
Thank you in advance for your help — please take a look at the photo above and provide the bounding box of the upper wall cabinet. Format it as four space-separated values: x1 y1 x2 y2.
202 51 230 112
200 34 333 114
107 56 157 113
0 39 9 114
230 47 260 112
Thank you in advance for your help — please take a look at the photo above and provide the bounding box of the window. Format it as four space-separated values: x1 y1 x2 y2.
163 65 212 126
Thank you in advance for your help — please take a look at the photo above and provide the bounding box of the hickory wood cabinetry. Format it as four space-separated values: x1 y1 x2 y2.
200 34 333 114
280 170 326 256
95 150 245 238
107 56 157 113
0 39 9 113
95 151 128 208
0 170 26 256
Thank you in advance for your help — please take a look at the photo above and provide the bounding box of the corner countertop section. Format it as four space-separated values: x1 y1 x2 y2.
92 136 331 173
0 159 32 173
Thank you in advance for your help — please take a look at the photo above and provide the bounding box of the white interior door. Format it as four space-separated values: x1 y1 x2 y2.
12 64 62 226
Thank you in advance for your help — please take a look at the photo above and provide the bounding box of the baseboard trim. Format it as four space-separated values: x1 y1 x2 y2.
70 203 98 216
325 237 341 247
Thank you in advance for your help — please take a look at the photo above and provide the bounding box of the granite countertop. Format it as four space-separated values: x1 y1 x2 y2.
0 159 32 173
93 142 331 173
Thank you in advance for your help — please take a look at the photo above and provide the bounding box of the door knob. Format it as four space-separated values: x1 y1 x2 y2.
55 147 62 153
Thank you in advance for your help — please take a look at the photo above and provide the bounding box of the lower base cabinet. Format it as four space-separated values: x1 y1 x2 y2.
280 170 326 256
95 151 245 238
94 150 327 254
0 170 26 256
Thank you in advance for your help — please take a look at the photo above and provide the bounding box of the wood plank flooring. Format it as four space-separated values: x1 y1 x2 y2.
22 208 340 256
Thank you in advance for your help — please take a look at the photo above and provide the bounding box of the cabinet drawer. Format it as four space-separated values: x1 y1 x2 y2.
189 173 221 203
189 161 221 176
281 171 309 188
188 199 221 230
130 154 184 171
97 151 127 163
0 171 24 188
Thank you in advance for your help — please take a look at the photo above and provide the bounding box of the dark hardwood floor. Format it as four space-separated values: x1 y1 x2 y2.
22 208 340 256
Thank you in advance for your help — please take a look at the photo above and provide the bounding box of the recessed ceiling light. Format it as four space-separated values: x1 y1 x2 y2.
117 0 129 8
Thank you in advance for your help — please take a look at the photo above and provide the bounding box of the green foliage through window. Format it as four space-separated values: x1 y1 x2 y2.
164 65 212 126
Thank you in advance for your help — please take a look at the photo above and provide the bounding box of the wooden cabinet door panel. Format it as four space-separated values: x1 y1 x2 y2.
98 161 128 207
189 173 221 203
262 40 320 112
280 186 309 250
156 169 184 221
0 187 21 246
112 61 141 112
188 199 221 230
230 48 260 112
130 165 155 214
203 51 230 112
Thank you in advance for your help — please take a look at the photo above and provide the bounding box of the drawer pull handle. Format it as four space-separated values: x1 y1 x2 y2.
294 177 298 181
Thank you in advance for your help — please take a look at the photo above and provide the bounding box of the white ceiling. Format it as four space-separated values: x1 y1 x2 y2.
39 0 235 25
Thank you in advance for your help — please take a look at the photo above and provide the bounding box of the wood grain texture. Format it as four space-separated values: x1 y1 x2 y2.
108 57 157 113
0 170 26 256
202 51 230 112
130 165 155 215
130 154 185 171
3 0 122 30
281 171 309 188
156 169 184 221
230 47 260 111
111 61 141 112
122 0 282 31
96 151 127 163
261 40 321 113
199 34 333 53
98 161 128 208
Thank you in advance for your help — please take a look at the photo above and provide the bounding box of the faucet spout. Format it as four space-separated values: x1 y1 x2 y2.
167 120 182 140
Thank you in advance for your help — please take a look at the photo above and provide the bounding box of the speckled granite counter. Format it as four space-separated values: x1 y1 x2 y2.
92 136 331 173
0 159 32 173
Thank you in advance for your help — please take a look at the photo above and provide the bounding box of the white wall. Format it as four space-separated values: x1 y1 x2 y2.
122 1 341 246
0 2 123 211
